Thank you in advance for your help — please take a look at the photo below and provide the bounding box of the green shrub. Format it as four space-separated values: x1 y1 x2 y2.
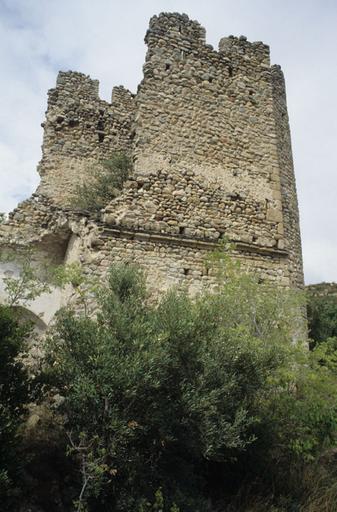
0 305 30 509
1 248 50 307
0 255 331 511
307 292 337 345
74 152 131 211
42 263 337 511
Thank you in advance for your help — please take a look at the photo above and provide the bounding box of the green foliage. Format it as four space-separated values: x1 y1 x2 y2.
74 152 131 211
1 246 336 511
307 292 337 345
0 305 29 509
41 261 336 512
1 248 50 307
52 261 87 289
204 237 239 279
138 488 180 512
0 212 5 224
52 261 99 316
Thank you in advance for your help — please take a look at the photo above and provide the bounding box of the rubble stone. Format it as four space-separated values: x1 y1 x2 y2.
0 13 304 326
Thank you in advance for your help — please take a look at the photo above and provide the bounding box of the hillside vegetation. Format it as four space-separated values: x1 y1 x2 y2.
0 261 337 511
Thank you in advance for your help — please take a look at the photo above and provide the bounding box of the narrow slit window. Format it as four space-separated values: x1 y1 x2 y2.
97 119 105 143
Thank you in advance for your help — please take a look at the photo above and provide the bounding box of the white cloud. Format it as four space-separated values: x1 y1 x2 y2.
0 0 336 284
0 142 39 211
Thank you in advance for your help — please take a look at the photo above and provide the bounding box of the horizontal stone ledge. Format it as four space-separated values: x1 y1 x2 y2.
234 241 287 257
99 227 288 258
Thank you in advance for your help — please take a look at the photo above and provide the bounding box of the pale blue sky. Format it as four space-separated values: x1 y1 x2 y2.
0 0 336 284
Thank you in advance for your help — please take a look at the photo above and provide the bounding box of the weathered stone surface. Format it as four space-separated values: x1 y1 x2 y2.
0 12 304 326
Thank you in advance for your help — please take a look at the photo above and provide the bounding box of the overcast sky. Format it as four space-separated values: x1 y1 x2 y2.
0 0 336 284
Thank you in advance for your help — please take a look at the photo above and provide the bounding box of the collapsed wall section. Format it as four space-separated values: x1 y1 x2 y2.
37 72 135 204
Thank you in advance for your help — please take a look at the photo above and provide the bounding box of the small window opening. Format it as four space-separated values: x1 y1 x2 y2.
179 226 186 235
68 119 79 128
183 268 191 276
165 63 171 71
228 65 233 77
249 90 254 96
208 77 213 83
97 119 105 143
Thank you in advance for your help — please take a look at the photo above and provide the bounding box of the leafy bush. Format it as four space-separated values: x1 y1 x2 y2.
307 292 337 345
1 248 50 307
0 305 30 509
42 262 337 511
74 153 131 211
2 248 335 511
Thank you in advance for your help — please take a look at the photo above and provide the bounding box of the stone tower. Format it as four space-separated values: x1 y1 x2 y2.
0 13 304 323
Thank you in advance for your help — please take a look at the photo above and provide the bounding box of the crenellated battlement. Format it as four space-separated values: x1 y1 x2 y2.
37 70 135 201
146 13 206 47
145 13 270 72
218 35 270 67
111 86 135 116
55 71 100 100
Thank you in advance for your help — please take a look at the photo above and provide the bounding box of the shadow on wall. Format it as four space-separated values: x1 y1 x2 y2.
11 305 48 334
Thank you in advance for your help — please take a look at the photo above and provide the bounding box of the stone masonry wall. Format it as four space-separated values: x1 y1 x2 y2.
103 12 303 287
271 65 304 287
65 220 291 298
0 12 304 328
128 13 302 283
37 72 135 203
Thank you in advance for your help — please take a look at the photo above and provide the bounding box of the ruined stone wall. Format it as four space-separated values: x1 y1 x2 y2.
65 220 291 299
37 72 135 204
129 13 302 286
271 65 304 287
99 12 302 288
101 169 290 286
306 282 337 297
0 12 305 329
